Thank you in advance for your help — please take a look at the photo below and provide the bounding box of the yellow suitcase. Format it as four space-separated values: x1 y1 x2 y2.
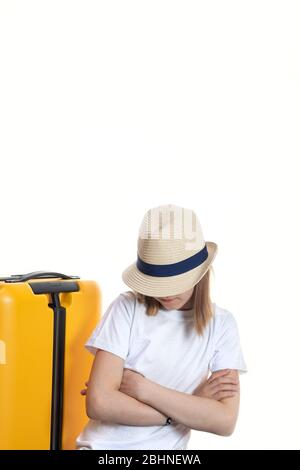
0 271 101 450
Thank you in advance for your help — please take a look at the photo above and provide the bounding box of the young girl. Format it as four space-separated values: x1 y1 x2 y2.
76 204 247 450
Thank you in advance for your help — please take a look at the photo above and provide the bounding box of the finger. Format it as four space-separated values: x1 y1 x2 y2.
214 391 238 401
211 379 240 390
208 375 239 386
210 379 239 390
207 369 231 384
211 383 240 394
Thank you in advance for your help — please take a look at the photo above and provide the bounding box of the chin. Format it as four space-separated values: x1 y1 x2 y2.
162 302 182 310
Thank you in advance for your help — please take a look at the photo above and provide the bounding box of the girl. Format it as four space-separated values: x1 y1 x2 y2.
76 204 247 450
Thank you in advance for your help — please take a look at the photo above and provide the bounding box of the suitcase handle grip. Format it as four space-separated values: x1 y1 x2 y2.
7 271 80 282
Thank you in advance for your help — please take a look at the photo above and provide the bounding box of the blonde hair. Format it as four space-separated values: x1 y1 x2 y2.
126 266 215 336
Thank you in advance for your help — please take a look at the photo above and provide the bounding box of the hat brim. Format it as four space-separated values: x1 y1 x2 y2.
122 241 218 297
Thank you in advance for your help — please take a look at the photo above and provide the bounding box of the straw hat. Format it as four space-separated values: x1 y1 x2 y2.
122 204 218 297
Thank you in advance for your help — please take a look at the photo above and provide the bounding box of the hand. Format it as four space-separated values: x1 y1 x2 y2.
119 368 147 401
192 369 239 401
80 369 147 401
80 381 89 396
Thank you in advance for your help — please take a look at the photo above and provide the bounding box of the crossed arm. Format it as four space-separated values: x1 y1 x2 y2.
85 349 240 437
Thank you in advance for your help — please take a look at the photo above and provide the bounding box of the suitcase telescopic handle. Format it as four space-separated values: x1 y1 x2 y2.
7 271 80 282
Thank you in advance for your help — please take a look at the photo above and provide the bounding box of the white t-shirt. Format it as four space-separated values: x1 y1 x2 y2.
76 292 247 450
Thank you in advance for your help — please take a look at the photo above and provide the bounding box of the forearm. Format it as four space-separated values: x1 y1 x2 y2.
141 381 235 436
86 389 167 426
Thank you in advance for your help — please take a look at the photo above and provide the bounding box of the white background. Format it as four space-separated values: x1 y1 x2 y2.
1 0 299 450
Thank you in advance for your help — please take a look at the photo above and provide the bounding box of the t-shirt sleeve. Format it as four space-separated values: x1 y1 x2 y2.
85 293 134 361
209 311 248 374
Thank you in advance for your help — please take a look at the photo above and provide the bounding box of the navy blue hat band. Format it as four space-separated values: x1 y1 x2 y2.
136 244 209 277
